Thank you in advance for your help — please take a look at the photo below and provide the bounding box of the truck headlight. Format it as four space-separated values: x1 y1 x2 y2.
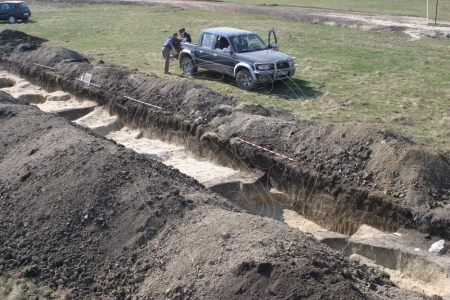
255 63 274 71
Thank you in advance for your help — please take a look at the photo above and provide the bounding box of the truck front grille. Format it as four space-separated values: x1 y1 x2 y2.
276 61 289 69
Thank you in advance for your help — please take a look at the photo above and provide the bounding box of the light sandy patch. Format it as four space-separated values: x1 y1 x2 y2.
352 224 389 239
106 126 260 187
6 284 22 300
38 98 98 113
75 106 121 135
283 208 328 232
350 253 445 298
0 70 98 110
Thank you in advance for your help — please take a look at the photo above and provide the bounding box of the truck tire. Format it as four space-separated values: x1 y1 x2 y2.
9 16 16 24
182 57 197 75
236 69 254 90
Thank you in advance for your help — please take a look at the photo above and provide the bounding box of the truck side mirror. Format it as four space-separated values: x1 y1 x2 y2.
269 43 279 51
223 47 232 53
268 28 278 50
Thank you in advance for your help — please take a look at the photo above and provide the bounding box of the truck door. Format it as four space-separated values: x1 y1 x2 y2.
268 28 279 51
195 32 214 70
210 35 234 76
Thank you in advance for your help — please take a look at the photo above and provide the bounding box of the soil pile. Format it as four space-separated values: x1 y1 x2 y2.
209 111 450 208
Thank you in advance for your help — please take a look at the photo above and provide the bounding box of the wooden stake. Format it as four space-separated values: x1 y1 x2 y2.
435 0 439 24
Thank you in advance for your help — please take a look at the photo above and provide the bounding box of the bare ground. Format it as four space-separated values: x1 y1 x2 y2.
0 71 432 300
126 0 450 40
1 1 450 298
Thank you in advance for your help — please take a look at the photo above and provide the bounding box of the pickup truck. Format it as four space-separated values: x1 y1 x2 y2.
178 27 297 90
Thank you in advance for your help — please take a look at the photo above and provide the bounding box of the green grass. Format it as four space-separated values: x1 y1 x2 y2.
380 269 391 279
221 0 450 22
1 1 450 153
0 275 70 300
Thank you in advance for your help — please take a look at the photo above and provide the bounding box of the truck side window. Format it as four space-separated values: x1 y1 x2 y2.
215 36 230 50
200 33 214 48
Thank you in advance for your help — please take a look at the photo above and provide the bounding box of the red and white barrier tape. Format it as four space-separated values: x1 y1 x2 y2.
32 62 161 111
33 63 55 70
74 78 102 88
124 96 162 110
236 138 297 162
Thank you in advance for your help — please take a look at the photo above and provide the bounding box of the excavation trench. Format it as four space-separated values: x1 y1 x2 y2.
1 70 449 297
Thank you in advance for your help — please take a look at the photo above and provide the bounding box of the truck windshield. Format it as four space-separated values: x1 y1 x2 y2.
230 34 268 53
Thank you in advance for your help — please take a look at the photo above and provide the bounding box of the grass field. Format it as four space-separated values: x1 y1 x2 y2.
1 0 449 153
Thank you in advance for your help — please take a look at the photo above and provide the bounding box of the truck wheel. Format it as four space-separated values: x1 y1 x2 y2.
22 17 29 22
182 57 197 75
9 16 16 24
236 69 254 90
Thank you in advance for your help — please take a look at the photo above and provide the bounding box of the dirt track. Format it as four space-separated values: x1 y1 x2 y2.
131 0 450 40
1 1 450 298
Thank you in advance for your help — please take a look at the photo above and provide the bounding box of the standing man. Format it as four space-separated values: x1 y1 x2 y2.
162 32 182 74
178 28 192 43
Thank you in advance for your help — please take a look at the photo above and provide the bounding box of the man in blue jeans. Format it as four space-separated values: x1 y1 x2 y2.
162 33 182 74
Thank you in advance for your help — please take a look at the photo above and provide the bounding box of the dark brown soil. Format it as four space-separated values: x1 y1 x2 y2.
0 90 428 299
0 29 446 299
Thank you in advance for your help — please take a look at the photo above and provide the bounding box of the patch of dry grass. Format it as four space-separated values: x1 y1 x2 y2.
221 0 450 22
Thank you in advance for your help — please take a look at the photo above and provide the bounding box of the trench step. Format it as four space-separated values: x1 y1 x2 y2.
312 231 350 252
37 97 99 121
46 91 71 101
14 92 46 104
75 106 123 135
314 226 450 298
0 76 15 88
349 228 450 297
58 106 97 121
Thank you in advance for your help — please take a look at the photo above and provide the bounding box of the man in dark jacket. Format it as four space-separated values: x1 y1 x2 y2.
162 32 182 74
178 28 192 43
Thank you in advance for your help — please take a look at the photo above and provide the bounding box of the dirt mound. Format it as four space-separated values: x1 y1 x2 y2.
4 45 235 122
0 30 47 56
10 45 89 65
0 91 429 299
210 112 450 208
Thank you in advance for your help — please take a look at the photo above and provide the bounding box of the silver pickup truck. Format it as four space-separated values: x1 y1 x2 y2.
178 27 298 90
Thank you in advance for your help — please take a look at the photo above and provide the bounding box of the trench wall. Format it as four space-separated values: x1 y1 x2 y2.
3 59 449 239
